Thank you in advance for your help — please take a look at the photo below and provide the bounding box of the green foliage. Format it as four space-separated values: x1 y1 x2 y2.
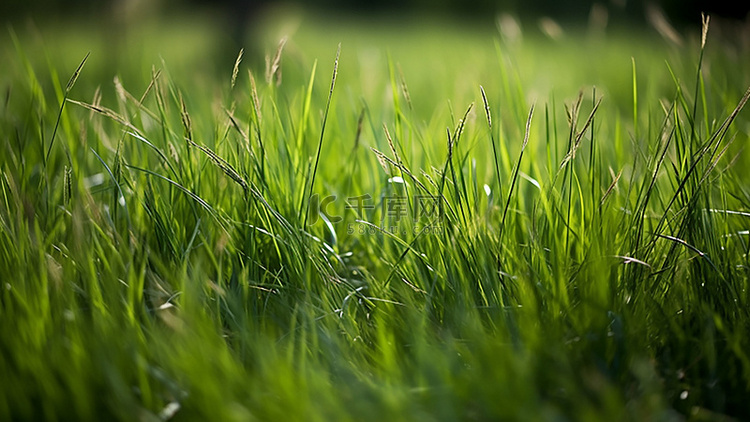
1 13 750 421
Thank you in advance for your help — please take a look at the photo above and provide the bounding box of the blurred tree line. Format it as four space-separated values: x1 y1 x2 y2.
3 0 748 25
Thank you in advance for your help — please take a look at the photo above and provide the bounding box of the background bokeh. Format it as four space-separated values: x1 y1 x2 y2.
3 0 749 28
4 0 748 68
2 0 747 116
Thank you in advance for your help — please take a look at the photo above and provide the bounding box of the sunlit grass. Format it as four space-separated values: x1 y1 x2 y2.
2 10 750 421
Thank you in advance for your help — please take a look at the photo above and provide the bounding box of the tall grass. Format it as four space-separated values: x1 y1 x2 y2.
1 13 750 421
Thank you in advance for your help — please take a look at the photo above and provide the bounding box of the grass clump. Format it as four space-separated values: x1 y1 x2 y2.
1 12 750 421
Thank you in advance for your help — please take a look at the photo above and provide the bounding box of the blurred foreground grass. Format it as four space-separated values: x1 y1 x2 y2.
2 9 750 421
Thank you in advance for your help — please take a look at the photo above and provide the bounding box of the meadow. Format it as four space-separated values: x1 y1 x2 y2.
2 9 750 421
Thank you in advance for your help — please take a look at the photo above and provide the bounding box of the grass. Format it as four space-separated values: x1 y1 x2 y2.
2 9 750 421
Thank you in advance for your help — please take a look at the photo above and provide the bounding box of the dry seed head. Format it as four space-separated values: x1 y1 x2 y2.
179 94 192 142
168 142 180 165
421 169 437 188
231 48 243 90
701 14 710 49
371 147 392 175
451 103 474 146
189 140 248 192
383 124 401 165
480 85 492 129
153 66 167 110
248 70 262 125
397 63 412 110
113 76 128 106
67 99 138 133
92 87 102 115
266 37 287 86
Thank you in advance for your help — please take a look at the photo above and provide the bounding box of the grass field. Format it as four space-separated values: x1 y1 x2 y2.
2 9 750 421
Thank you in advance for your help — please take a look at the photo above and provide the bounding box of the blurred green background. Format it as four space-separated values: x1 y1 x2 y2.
3 0 747 75
3 0 749 49
4 0 748 82
3 0 749 24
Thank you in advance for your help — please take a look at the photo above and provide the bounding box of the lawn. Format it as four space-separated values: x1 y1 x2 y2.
1 8 750 421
